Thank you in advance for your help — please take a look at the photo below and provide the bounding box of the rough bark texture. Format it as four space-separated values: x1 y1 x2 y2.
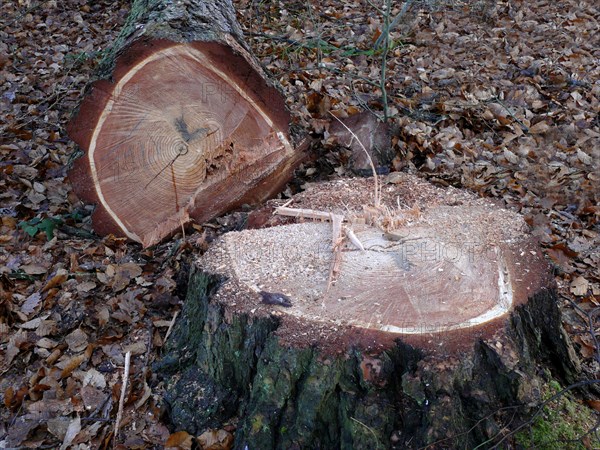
156 269 580 449
92 0 257 79
68 0 304 247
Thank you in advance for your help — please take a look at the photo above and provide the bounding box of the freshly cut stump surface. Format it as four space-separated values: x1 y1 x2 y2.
201 173 550 347
160 174 579 449
67 0 301 247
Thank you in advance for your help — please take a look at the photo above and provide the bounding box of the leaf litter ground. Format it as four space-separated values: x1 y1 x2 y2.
0 0 598 448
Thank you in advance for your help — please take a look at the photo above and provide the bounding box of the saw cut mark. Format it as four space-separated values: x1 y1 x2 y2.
170 164 179 212
215 220 517 334
204 174 544 336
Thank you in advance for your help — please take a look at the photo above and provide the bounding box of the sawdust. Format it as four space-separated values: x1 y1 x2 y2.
199 173 550 349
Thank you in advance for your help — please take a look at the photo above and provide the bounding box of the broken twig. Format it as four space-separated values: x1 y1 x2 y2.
114 351 131 445
329 112 381 206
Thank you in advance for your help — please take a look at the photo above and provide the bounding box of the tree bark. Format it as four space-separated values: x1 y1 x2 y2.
155 174 582 449
67 0 304 247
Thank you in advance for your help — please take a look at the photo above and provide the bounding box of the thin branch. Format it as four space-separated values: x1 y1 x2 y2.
374 0 416 49
274 205 346 293
164 310 179 342
488 97 530 133
489 379 600 449
329 112 381 207
421 378 600 449
275 206 339 221
350 416 383 448
114 351 131 446
418 405 521 449
560 293 600 364
379 0 391 122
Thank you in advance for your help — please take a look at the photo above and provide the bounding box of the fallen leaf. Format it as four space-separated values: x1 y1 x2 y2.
20 264 48 275
134 380 152 409
4 413 44 447
197 429 234 450
570 276 589 296
81 385 107 411
42 269 68 292
60 344 94 379
166 430 194 449
36 337 58 349
47 417 71 441
65 328 89 353
59 415 81 450
112 263 143 292
82 368 107 388
96 306 110 327
76 280 97 293
4 330 27 367
587 400 600 412
123 341 147 356
529 121 549 134
20 292 41 315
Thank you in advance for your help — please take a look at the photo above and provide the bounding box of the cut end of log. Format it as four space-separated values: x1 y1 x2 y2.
68 39 300 247
200 174 553 352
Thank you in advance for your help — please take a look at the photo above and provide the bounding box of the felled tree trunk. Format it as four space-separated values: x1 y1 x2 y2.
155 174 581 449
67 0 303 247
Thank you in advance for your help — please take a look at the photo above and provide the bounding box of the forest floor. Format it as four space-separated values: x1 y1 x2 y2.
0 0 598 448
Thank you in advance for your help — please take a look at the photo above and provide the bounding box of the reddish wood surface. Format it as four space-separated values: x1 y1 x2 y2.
68 39 302 247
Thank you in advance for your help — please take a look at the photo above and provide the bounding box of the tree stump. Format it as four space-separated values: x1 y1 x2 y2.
156 173 581 449
67 0 303 247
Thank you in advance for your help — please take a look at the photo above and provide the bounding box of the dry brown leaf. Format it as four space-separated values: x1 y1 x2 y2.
46 347 63 365
4 330 27 367
486 103 511 126
134 379 152 409
65 328 89 353
59 415 81 450
4 386 15 408
60 353 87 379
19 316 46 330
36 337 58 349
123 341 147 356
96 306 110 327
81 385 107 411
529 121 550 134
76 280 97 293
42 269 68 292
47 417 71 441
112 263 143 292
587 400 600 412
573 335 596 359
4 384 28 411
570 276 590 296
59 344 94 379
197 429 234 450
20 264 48 275
111 310 133 324
35 319 57 337
72 421 104 446
20 292 41 315
4 413 43 447
82 368 106 389
166 430 194 449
